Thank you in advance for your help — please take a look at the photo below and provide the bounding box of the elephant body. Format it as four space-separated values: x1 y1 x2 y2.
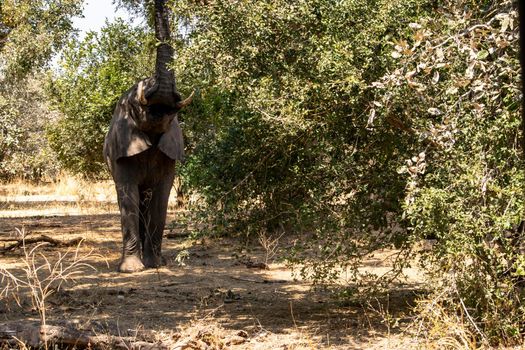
104 81 185 273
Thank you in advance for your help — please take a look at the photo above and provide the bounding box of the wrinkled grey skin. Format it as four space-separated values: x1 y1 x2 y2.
103 0 188 273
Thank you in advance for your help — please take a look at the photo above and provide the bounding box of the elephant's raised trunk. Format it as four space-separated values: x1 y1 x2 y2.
142 0 179 107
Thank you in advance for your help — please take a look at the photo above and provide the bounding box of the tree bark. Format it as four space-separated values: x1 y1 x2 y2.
518 0 524 234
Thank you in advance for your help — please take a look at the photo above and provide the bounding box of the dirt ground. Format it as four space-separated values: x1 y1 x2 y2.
0 181 424 349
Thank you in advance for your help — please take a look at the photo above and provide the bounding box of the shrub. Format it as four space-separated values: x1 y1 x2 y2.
373 0 524 343
0 78 61 181
174 0 524 342
173 0 434 283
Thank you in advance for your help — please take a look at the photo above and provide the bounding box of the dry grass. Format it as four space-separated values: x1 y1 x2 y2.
0 174 116 218
0 174 186 218
0 232 101 349
0 173 116 201
408 288 517 350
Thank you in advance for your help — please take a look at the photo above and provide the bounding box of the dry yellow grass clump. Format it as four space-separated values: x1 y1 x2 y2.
0 174 117 217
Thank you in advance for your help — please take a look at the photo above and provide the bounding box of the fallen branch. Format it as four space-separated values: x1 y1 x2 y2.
229 276 287 284
165 231 192 239
0 235 84 253
0 322 170 350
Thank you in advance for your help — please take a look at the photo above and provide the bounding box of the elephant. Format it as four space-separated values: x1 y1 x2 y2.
103 0 192 273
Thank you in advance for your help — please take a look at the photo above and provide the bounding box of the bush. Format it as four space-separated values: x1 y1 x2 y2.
173 0 524 343
0 95 23 179
373 0 524 343
0 78 61 181
173 0 434 284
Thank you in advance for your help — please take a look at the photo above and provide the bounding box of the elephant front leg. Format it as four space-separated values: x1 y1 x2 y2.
116 184 145 273
141 173 175 268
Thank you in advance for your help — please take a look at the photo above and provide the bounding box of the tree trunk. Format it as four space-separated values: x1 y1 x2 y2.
518 0 525 156
518 0 524 238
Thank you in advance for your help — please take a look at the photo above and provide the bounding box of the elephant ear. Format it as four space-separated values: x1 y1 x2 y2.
104 92 153 161
158 117 185 161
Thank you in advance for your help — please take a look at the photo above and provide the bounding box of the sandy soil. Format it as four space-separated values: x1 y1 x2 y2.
0 182 423 349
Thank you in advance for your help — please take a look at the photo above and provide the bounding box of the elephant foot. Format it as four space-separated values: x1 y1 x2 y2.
143 254 166 269
118 255 145 273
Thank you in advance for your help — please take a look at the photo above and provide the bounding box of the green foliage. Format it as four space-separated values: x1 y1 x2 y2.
0 0 83 81
373 0 523 343
114 0 147 16
173 0 433 282
172 0 523 342
0 0 82 180
0 95 22 176
0 78 60 180
46 20 154 177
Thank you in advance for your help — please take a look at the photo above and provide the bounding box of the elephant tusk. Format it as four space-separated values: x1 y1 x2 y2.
176 90 194 109
137 80 148 105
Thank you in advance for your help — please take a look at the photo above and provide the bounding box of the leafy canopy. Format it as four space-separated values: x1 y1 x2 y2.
173 0 431 281
0 0 83 81
171 0 523 342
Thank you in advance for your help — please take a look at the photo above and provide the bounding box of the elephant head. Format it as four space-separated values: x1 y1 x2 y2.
131 0 193 134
